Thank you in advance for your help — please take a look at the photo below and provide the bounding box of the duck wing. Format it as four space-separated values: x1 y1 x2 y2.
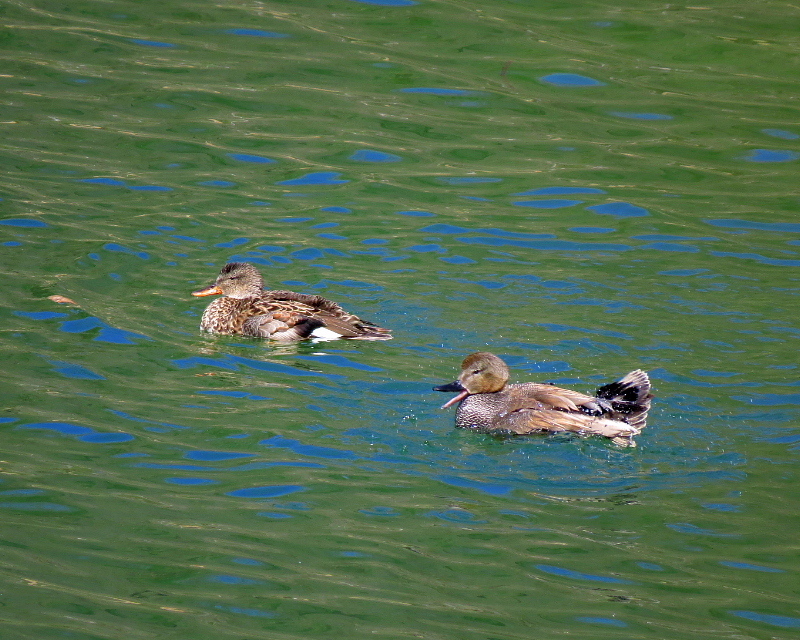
491 374 651 444
238 298 324 341
265 290 348 315
492 407 640 439
233 292 391 341
505 383 600 413
264 290 392 340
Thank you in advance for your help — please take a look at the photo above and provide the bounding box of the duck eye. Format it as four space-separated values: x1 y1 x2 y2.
471 368 483 375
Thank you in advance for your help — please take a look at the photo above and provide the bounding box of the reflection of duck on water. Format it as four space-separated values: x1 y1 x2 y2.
435 352 652 446
192 262 392 343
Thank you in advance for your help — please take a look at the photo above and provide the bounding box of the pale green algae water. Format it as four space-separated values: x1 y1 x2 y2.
2 0 800 638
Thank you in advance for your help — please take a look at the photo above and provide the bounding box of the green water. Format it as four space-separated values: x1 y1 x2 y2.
2 1 800 638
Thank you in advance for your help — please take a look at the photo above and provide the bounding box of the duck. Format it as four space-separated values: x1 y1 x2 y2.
191 262 392 342
434 352 652 445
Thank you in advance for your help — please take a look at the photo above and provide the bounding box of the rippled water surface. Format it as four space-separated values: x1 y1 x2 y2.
3 1 800 638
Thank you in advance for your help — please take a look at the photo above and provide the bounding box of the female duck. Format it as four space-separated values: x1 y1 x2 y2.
434 352 651 445
192 262 392 342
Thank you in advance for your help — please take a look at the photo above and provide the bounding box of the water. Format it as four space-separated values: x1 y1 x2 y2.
2 0 800 638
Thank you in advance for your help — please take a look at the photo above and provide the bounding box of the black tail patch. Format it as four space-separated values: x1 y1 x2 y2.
595 369 652 429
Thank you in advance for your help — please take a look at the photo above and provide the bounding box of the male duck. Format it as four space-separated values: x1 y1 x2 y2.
434 352 652 445
192 262 392 342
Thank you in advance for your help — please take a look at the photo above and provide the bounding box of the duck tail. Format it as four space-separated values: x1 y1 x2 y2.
350 324 393 341
313 316 393 341
595 369 652 430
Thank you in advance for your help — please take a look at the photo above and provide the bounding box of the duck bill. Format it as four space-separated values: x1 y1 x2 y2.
433 381 469 409
192 284 223 297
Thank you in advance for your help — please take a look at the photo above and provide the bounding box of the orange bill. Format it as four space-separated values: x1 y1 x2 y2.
192 285 223 297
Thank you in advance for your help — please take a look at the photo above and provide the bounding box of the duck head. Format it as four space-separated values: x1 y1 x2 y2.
434 352 510 408
192 262 264 299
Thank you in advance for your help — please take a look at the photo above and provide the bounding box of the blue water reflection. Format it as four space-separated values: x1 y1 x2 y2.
666 522 739 537
59 317 151 344
15 311 68 320
215 237 250 248
540 73 606 86
184 450 256 461
81 178 127 186
227 153 277 164
426 508 487 524
719 561 783 573
587 202 649 217
729 611 800 628
435 474 512 496
224 28 289 38
762 128 799 140
18 422 134 443
575 617 628 627
165 477 218 485
397 210 435 217
277 172 349 186
260 435 358 460
227 485 305 498
104 243 150 258
44 358 105 380
0 218 49 227
129 39 177 48
349 149 402 162
320 206 352 213
398 88 483 96
740 149 799 162
535 564 635 584
570 227 615 233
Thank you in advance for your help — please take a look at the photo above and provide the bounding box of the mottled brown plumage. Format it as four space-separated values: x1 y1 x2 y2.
434 352 652 445
192 262 392 342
